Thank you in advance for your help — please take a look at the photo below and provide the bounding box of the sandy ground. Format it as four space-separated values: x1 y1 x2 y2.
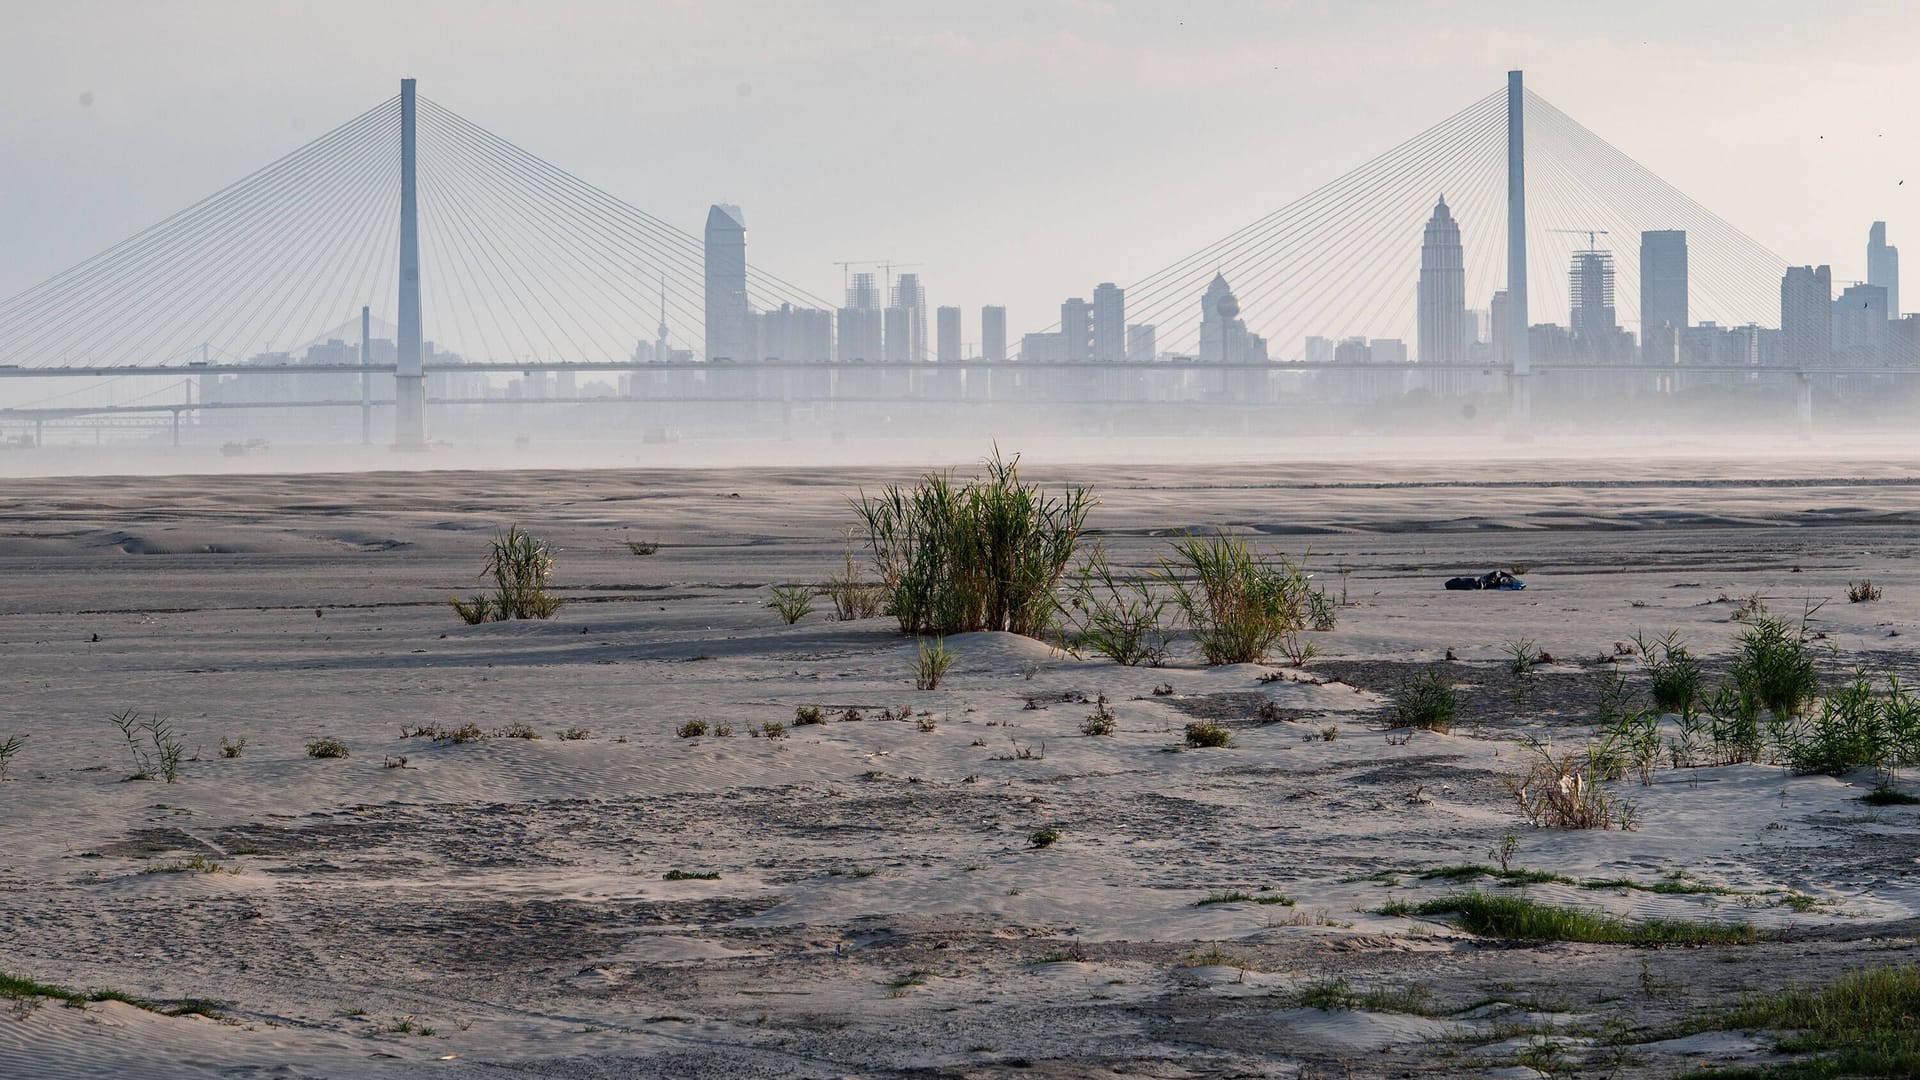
1 455 1918 1078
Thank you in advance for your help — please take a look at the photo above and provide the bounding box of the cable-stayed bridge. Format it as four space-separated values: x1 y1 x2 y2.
0 72 1882 445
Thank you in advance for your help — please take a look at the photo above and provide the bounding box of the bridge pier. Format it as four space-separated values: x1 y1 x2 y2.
1797 372 1814 440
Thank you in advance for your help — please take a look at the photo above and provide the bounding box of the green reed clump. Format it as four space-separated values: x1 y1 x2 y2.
854 449 1089 638
452 525 561 623
1158 534 1323 666
1058 544 1169 666
1730 613 1819 719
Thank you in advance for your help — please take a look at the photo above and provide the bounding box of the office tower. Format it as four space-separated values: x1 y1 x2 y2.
890 273 926 362
703 204 749 362
1416 197 1468 365
883 305 911 363
1333 337 1371 364
759 303 833 363
836 272 883 363
1780 265 1833 365
1639 230 1687 363
1869 222 1900 317
1060 297 1092 362
1092 282 1126 362
1198 273 1268 363
1489 290 1510 366
1833 283 1890 365
981 306 1007 361
1304 335 1334 364
1126 324 1156 363
936 305 962 362
1370 338 1409 364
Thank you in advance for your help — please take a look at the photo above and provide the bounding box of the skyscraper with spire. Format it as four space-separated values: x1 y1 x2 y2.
1416 196 1468 365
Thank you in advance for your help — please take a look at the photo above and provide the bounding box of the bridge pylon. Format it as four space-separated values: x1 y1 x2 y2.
394 77 426 449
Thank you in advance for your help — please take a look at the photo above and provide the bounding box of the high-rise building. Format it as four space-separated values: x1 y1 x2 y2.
1569 249 1617 340
890 273 927 362
1639 230 1687 363
703 204 749 362
936 306 962 362
1092 282 1126 362
1489 290 1510 367
1126 324 1156 363
981 306 1007 361
1370 338 1409 365
1198 273 1267 363
758 303 833 363
1869 222 1900 318
1304 335 1334 365
883 305 911 363
836 272 883 363
1060 297 1092 362
1416 197 1468 365
1834 283 1890 365
1780 265 1833 366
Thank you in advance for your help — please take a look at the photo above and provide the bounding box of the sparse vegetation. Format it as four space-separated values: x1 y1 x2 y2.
624 539 659 556
109 708 184 782
675 719 708 738
1637 629 1705 713
218 737 245 759
769 583 816 624
1028 827 1060 848
557 726 590 740
1184 720 1231 748
854 448 1090 638
913 637 955 690
452 524 561 623
1848 579 1884 604
1389 671 1457 732
1394 892 1756 945
823 531 887 620
0 735 24 780
1505 734 1637 830
1059 544 1170 665
794 705 826 726
761 721 787 739
1159 534 1324 666
1683 963 1920 1078
1080 695 1116 736
1195 890 1294 907
1862 783 1920 806
142 855 235 875
1730 612 1821 719
662 869 720 881
304 738 349 759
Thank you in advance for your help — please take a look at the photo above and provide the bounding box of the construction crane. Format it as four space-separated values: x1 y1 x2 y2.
1548 228 1610 251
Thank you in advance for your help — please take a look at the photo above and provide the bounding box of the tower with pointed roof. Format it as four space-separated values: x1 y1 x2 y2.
704 203 749 362
1417 196 1468 366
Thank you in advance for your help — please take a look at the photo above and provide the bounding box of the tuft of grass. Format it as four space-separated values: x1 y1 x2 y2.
662 869 720 881
1848 579 1884 604
497 722 539 740
1731 613 1820 719
1681 963 1920 1079
1389 671 1457 732
304 738 349 759
1059 543 1170 666
854 448 1090 638
675 719 708 738
769 583 816 625
1505 734 1637 830
142 855 234 875
1637 629 1705 714
1028 827 1060 849
913 637 955 690
1862 784 1920 806
624 539 659 556
1196 891 1294 907
1184 721 1231 748
1418 864 1575 886
557 726 590 741
1080 695 1117 736
1158 534 1324 666
794 705 826 726
217 737 245 760
761 721 787 739
1396 891 1757 945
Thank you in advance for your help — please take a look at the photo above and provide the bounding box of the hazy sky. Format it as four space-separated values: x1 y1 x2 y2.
4 0 1918 341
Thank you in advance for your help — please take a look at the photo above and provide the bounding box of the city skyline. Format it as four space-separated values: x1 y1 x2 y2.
5 1 1919 338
